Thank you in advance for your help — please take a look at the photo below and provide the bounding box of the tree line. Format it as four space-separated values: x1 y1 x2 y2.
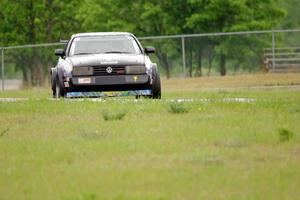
0 0 295 85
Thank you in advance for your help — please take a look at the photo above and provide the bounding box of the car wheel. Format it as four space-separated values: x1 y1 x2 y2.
151 66 161 99
54 69 66 98
51 68 57 97
55 79 61 98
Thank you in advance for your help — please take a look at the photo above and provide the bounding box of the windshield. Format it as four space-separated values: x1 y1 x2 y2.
69 35 142 56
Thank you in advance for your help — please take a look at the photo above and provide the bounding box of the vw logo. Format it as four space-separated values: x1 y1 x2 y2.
106 67 113 74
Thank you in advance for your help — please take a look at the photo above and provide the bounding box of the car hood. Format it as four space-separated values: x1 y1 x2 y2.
67 54 145 67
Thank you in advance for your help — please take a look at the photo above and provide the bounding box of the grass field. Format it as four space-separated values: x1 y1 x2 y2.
1 74 300 200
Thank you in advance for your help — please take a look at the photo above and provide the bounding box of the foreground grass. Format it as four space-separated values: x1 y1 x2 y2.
1 75 300 200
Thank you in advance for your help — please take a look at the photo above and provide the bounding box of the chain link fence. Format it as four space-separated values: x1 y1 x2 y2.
1 29 300 90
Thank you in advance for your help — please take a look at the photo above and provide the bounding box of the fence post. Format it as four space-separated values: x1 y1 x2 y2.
181 37 186 77
272 32 276 71
1 48 4 91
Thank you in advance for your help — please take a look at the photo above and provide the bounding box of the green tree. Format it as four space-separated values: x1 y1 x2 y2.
0 0 288 81
281 0 300 29
0 0 81 85
78 0 186 78
185 0 285 76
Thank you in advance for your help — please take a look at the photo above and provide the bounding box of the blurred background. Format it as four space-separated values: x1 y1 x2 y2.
0 0 300 89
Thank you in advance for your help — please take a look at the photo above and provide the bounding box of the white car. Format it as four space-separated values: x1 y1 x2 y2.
51 32 161 98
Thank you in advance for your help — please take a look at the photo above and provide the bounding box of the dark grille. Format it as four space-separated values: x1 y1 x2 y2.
93 66 126 76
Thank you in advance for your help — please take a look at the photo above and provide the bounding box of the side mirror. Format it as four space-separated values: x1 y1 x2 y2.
145 46 155 54
55 49 65 57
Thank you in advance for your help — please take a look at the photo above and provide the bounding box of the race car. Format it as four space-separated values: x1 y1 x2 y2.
50 32 161 98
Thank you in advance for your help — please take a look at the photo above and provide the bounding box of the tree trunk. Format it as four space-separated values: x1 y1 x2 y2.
25 0 37 86
195 49 202 77
157 52 171 78
45 0 53 42
44 0 54 86
162 53 171 79
207 45 215 76
22 67 32 87
234 62 240 74
207 61 212 76
220 54 226 76
33 58 45 86
188 47 193 77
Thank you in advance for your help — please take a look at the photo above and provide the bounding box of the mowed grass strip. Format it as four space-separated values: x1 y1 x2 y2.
163 73 300 91
0 75 300 200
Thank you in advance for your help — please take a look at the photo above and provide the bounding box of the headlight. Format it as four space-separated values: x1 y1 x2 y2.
72 67 94 76
63 62 73 77
125 66 146 74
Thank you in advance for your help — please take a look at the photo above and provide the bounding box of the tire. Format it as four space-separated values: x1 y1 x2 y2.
151 66 161 99
51 68 57 97
52 68 66 98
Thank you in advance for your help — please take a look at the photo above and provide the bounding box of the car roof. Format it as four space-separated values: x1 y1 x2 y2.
71 32 134 38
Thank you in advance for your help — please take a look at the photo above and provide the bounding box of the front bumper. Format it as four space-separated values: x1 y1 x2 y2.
68 75 151 92
72 74 149 86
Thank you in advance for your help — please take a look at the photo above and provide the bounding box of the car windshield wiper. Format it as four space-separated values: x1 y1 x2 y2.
103 51 131 54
